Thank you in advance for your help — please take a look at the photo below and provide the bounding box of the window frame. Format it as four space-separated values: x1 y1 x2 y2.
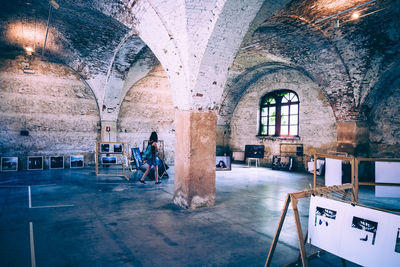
259 90 300 137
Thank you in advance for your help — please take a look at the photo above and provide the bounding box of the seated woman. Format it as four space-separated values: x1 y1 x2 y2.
139 131 161 184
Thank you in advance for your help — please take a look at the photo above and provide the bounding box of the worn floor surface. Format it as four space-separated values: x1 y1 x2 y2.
0 164 398 266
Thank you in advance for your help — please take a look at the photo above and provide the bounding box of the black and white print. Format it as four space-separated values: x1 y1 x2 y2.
351 216 378 245
315 206 337 227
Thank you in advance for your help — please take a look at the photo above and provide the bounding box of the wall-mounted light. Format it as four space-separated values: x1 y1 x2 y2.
25 46 34 55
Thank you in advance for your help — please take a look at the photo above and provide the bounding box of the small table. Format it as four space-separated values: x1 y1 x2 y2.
247 158 259 168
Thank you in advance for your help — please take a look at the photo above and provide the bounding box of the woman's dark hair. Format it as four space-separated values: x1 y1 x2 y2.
149 131 158 143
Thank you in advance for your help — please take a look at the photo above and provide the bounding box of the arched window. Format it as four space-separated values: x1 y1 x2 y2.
259 90 299 137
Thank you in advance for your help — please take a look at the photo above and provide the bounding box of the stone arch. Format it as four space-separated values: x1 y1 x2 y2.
101 33 159 122
0 57 101 168
229 67 337 166
218 62 317 125
365 63 400 158
118 65 175 164
247 15 356 120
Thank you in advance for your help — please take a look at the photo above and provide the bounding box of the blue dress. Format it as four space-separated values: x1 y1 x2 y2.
146 144 157 166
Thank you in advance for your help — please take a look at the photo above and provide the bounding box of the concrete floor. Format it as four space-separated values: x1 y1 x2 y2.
0 164 398 267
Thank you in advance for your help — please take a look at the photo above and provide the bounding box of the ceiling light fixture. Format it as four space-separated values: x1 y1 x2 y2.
314 0 376 25
351 12 360 20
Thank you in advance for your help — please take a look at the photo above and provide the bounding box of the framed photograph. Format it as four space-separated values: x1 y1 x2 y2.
100 143 110 153
50 156 64 169
113 144 123 153
244 145 265 159
27 156 43 170
216 156 231 171
102 156 117 165
70 155 84 168
1 157 18 172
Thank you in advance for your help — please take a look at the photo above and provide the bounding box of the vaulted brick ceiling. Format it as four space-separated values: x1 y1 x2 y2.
1 0 399 122
220 0 400 122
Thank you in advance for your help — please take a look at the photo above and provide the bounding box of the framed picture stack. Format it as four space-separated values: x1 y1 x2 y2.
95 141 129 180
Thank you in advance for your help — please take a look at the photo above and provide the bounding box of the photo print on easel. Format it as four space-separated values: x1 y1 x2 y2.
396 228 400 253
100 143 110 153
113 144 122 153
315 206 337 227
351 216 378 245
102 156 117 164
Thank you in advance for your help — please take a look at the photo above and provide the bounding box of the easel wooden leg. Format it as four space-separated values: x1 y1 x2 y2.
291 194 308 267
265 194 291 267
295 231 308 265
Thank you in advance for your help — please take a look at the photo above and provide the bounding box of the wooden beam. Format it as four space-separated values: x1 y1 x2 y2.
356 157 400 162
359 182 400 186
291 184 353 199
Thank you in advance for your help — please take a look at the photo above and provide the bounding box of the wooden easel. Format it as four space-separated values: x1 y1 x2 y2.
95 141 129 180
265 184 355 267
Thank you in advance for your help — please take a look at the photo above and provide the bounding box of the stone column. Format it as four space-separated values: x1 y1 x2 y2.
101 121 117 142
336 121 369 156
173 110 217 209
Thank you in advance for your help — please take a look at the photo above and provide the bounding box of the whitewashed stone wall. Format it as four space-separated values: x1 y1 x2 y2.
118 65 175 165
0 57 100 169
229 68 337 168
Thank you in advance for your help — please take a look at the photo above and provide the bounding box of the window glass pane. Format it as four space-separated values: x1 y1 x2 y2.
262 117 268 125
290 125 298 135
290 115 298 125
269 107 276 116
281 126 288 135
268 126 275 135
269 116 275 125
261 126 267 135
281 106 289 116
290 104 298 115
281 95 289 103
263 97 276 105
291 94 298 102
261 108 267 115
281 115 288 125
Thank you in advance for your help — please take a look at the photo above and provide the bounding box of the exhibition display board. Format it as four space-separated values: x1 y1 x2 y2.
314 153 400 203
308 196 400 267
265 184 399 267
95 141 129 180
375 161 400 198
265 184 355 267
